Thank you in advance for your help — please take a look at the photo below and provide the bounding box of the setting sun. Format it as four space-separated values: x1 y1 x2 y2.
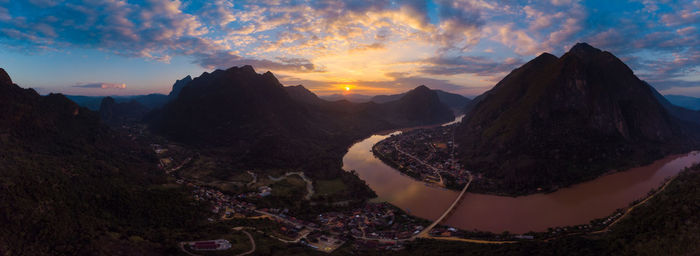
345 86 351 91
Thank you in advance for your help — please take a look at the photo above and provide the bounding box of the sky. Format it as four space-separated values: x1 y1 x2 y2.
0 0 698 97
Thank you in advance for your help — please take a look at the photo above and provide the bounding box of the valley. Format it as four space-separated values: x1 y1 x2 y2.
2 39 699 255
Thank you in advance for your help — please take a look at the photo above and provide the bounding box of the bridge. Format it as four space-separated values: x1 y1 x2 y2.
411 173 473 240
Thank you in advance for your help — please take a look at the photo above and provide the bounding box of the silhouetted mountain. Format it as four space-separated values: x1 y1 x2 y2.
375 85 454 126
456 43 699 194
0 68 11 86
67 94 168 111
665 94 700 111
152 66 454 178
167 75 192 101
99 96 149 126
133 93 169 109
372 87 470 113
320 93 373 102
435 90 471 112
152 66 349 177
284 84 324 105
0 68 203 255
645 82 700 126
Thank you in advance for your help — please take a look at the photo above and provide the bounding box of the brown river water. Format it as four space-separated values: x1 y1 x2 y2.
342 129 700 233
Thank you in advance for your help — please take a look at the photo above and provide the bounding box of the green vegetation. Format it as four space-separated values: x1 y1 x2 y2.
314 178 347 198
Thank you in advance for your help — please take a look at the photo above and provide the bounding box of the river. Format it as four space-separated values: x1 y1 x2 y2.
342 122 700 234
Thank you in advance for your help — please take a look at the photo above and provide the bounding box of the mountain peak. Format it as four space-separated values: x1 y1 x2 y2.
415 84 430 90
567 42 603 57
0 68 12 86
168 75 194 100
535 52 558 61
410 85 432 94
227 65 257 74
456 43 693 194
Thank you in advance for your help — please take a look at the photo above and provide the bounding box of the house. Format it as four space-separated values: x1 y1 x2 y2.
258 186 272 197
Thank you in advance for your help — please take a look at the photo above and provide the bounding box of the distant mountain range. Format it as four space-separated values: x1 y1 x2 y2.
319 93 374 103
66 93 168 111
665 94 700 111
456 43 700 195
149 66 454 179
98 96 150 126
319 89 471 114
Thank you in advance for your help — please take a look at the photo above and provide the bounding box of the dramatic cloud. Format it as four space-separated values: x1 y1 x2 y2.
420 55 523 76
0 0 698 95
194 51 324 72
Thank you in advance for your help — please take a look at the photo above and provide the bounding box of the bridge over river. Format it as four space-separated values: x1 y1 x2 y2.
411 173 472 240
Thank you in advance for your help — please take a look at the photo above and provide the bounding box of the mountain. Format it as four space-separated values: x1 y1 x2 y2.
98 96 149 126
372 87 471 113
167 75 192 101
435 90 472 112
151 66 354 178
0 68 204 255
284 84 324 105
319 93 373 102
455 43 699 195
374 85 455 126
665 94 700 111
646 83 700 125
66 94 168 111
151 66 453 179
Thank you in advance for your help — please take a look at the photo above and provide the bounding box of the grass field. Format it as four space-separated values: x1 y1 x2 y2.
314 178 347 198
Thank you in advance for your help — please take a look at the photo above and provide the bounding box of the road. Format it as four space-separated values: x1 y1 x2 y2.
424 235 516 244
178 242 201 256
246 171 257 187
235 228 256 256
394 144 445 186
590 175 679 234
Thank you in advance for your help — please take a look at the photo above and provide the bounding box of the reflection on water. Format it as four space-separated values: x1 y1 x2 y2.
343 131 700 233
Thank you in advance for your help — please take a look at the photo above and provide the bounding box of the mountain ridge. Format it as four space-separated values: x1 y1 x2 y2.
151 66 454 180
456 43 699 194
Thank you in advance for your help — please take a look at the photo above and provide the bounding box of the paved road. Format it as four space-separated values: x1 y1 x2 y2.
236 229 256 256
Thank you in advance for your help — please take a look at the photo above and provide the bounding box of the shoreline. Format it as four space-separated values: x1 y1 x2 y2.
372 131 696 198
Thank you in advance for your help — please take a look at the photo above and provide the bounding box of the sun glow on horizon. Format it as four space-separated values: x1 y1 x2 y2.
345 86 351 91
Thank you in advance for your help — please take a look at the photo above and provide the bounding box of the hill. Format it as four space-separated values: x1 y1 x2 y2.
371 87 470 113
98 96 150 126
152 66 453 181
0 68 205 255
647 83 700 126
167 75 193 101
456 43 699 195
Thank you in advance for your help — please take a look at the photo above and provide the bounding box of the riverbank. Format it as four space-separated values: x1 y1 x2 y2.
344 124 700 234
371 121 700 198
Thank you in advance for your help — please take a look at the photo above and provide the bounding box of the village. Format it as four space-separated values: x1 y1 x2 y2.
147 126 647 255
150 142 437 254
187 181 431 252
373 125 470 189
